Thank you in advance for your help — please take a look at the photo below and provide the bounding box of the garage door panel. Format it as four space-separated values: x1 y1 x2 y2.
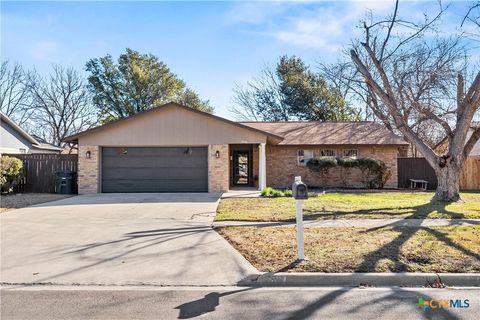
102 179 207 193
102 167 207 180
102 156 207 168
102 147 208 193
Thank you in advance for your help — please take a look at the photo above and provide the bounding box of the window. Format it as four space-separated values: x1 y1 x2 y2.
343 149 358 158
320 149 336 157
297 149 314 166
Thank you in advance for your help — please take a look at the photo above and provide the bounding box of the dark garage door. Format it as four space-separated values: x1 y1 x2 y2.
102 147 208 193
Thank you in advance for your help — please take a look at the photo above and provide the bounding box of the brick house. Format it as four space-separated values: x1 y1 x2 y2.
64 102 408 193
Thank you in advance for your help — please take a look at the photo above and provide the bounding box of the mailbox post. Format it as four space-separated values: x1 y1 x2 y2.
292 176 308 261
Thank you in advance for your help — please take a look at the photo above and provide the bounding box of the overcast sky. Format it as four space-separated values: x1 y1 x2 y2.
1 1 475 119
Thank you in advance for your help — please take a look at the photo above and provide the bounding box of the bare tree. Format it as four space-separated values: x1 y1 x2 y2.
0 61 32 126
350 0 480 201
28 65 96 152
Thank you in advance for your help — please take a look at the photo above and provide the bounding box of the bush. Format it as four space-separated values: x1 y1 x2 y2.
336 156 358 168
0 156 23 193
261 187 292 197
307 156 337 173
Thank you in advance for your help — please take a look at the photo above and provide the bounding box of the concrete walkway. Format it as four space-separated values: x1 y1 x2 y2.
213 218 480 229
1 193 257 286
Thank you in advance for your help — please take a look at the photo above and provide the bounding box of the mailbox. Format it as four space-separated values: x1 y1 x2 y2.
292 180 308 200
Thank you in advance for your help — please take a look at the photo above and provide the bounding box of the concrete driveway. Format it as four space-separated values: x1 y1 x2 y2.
0 193 257 286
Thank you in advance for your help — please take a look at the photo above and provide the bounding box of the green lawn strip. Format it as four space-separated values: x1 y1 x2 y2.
216 225 480 273
215 192 480 221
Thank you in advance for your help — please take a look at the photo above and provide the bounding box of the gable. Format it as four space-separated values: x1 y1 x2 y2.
77 104 271 146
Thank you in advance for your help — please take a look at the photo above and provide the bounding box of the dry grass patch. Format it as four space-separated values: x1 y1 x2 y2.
216 226 480 273
216 192 480 221
0 193 73 213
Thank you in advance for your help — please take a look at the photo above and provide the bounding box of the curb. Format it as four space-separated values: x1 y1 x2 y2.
238 273 480 287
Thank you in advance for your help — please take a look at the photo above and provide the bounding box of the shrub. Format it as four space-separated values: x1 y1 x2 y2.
336 156 358 168
0 156 23 193
307 156 337 173
261 187 292 197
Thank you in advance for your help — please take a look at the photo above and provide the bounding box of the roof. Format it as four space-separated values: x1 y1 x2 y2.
240 121 409 146
63 102 284 143
1 112 63 151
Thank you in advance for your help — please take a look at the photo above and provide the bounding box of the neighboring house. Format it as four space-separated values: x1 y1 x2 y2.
64 102 408 194
0 112 63 155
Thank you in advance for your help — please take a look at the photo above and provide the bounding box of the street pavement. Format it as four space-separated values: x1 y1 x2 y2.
1 286 478 320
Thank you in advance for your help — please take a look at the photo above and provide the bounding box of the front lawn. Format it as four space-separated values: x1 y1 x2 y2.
216 225 480 273
216 192 480 221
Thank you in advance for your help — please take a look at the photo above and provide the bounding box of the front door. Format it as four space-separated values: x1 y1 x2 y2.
232 151 250 186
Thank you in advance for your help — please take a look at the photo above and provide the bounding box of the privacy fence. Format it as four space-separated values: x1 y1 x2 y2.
5 154 78 193
398 157 480 190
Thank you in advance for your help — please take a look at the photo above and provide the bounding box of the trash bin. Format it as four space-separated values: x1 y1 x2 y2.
55 171 75 194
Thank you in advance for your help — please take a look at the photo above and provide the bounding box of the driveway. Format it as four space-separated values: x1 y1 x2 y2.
0 193 257 286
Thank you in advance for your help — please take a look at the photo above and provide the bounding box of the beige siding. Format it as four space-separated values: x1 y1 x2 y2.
79 106 267 146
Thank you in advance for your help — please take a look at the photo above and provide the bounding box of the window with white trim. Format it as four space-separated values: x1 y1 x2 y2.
297 149 314 166
343 149 358 158
320 149 336 157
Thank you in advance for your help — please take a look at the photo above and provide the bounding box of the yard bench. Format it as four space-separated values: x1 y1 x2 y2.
409 179 428 190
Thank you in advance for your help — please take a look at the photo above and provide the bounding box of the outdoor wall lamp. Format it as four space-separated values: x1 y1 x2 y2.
85 151 91 159
215 150 220 158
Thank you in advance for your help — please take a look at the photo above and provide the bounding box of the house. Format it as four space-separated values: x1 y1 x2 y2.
0 112 63 155
64 102 408 194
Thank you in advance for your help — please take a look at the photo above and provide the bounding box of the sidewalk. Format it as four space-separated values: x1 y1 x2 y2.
213 218 480 228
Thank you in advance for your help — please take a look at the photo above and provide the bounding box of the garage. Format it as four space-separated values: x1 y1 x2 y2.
102 147 208 193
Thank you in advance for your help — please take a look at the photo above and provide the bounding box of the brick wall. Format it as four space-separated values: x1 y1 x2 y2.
78 145 99 193
208 144 229 192
266 145 399 189
252 145 259 188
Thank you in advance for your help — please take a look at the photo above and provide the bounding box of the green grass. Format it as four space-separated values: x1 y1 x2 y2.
216 192 480 221
216 225 480 273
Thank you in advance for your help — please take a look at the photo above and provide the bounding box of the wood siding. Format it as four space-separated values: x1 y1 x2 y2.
78 106 268 146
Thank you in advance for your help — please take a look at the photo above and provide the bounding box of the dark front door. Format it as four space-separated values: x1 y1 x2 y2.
232 150 251 186
102 147 208 193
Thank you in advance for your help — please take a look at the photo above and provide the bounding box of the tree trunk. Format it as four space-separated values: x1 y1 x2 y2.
433 164 461 202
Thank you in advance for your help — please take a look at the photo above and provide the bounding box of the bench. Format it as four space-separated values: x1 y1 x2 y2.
409 179 428 190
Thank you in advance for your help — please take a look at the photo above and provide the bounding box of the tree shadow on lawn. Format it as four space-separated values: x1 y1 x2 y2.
278 201 479 273
354 201 480 273
302 199 474 220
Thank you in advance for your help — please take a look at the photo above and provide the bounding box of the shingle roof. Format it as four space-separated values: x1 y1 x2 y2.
240 121 409 146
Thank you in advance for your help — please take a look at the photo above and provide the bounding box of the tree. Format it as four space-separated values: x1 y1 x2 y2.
85 48 212 123
28 65 96 150
0 60 32 126
231 55 360 121
349 0 480 201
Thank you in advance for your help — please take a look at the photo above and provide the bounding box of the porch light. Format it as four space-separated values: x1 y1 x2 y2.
215 150 220 158
85 150 91 159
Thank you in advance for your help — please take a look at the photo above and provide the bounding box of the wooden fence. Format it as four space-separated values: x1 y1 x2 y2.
5 154 78 193
398 157 480 190
459 156 480 190
397 157 438 190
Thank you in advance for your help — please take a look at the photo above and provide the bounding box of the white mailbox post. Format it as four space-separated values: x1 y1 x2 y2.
292 176 308 261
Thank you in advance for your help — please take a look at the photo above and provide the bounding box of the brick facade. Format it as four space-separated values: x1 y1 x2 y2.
78 145 99 194
208 144 229 192
266 145 399 189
